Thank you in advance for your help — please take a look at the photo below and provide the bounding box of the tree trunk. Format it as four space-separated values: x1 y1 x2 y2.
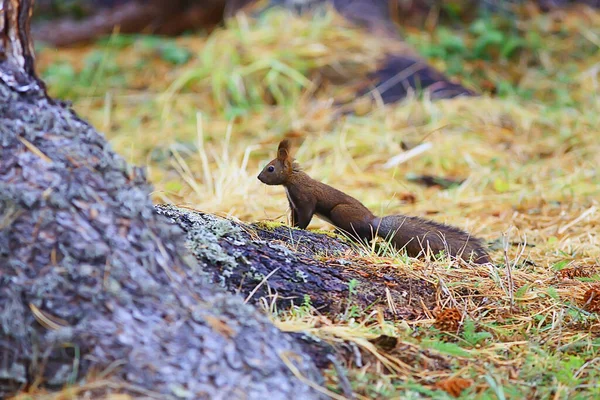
0 1 325 398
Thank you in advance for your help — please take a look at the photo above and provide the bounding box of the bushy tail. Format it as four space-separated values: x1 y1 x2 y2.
372 214 490 264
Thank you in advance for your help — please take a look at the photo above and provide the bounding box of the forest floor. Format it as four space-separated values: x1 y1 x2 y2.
27 4 600 399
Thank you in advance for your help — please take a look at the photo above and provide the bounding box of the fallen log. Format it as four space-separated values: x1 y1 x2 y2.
156 205 438 319
32 0 240 47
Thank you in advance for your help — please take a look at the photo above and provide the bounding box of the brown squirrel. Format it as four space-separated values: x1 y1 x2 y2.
258 140 491 264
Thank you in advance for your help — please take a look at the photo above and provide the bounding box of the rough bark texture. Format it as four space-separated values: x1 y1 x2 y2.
0 1 325 398
156 205 438 319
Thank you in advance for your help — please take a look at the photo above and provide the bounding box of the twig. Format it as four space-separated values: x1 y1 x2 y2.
279 351 349 400
328 354 356 400
502 229 514 311
558 206 596 235
244 267 281 303
383 142 433 169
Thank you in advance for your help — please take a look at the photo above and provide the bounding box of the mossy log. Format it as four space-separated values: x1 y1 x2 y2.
156 205 438 319
0 1 325 398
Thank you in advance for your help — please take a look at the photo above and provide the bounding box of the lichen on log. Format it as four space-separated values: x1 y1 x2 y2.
156 205 438 319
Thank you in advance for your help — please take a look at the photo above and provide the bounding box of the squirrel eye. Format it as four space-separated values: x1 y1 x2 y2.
267 165 275 172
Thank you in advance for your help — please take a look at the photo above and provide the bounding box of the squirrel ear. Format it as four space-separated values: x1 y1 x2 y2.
277 139 291 160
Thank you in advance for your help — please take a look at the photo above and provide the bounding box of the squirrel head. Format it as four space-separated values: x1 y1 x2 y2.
258 139 294 185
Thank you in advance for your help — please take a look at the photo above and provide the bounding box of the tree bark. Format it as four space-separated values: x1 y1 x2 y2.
0 1 325 398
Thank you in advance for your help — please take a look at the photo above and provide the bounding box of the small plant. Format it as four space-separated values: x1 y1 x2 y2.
461 319 492 347
410 17 538 64
289 294 314 318
137 36 192 65
400 10 598 105
348 278 359 296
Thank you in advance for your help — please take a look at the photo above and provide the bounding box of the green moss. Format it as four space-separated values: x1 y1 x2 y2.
309 228 346 241
253 220 291 232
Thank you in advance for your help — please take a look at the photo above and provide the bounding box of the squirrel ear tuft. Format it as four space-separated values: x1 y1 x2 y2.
277 139 291 160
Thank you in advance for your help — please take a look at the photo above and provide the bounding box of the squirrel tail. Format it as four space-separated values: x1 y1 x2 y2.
371 215 491 264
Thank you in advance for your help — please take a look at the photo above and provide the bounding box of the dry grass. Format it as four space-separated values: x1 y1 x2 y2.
26 4 600 399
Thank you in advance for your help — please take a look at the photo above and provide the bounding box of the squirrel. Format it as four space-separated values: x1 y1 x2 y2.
257 140 491 264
